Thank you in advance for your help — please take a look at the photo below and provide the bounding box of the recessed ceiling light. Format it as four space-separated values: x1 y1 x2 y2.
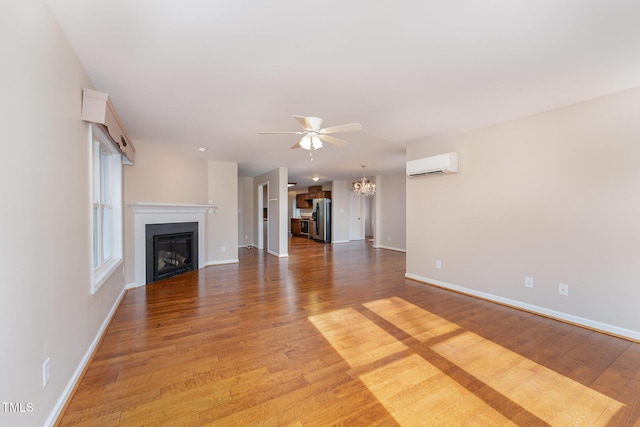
197 147 207 152
312 176 319 182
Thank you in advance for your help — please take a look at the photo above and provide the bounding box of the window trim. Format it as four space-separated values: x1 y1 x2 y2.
90 124 123 293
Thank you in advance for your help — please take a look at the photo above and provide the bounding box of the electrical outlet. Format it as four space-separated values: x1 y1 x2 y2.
559 283 569 296
42 357 50 387
435 260 442 269
221 246 226 253
388 236 391 241
525 277 534 288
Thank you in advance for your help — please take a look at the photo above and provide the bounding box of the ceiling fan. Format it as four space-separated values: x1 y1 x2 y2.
259 116 362 150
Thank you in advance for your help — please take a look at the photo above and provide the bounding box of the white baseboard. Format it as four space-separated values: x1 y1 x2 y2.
44 285 127 427
126 281 143 290
205 259 239 266
268 250 288 258
373 244 406 253
405 273 640 342
332 240 350 244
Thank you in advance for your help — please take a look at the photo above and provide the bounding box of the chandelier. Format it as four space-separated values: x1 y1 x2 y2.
353 165 376 197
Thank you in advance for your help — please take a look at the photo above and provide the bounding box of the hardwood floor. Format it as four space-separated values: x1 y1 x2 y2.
57 237 640 426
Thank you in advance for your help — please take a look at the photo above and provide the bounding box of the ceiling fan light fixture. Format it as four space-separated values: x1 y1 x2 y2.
312 176 320 182
311 134 322 150
299 135 312 150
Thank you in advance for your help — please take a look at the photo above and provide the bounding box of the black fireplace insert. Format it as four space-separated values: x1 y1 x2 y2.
145 222 198 283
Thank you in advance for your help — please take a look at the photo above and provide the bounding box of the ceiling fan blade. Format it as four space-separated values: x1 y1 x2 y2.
321 122 362 134
319 134 348 147
293 115 322 130
258 131 303 135
293 115 308 128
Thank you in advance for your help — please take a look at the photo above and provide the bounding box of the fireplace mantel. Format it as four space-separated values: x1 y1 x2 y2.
129 202 216 215
130 202 213 287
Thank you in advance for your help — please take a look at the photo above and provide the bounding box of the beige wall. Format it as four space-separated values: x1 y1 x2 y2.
406 88 640 339
375 172 406 251
123 140 208 284
253 167 288 256
331 181 351 243
238 176 255 247
123 143 240 276
123 141 209 204
0 2 125 425
207 161 239 264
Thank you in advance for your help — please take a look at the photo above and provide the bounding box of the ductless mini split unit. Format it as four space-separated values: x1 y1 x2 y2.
406 152 458 177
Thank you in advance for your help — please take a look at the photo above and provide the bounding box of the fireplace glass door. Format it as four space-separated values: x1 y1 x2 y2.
154 232 193 281
145 222 198 283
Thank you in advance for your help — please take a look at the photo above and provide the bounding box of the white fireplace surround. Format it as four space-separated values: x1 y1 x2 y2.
130 202 214 288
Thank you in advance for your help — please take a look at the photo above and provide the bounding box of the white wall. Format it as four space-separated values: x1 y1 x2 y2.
0 2 125 425
207 161 239 264
374 173 406 251
406 88 640 339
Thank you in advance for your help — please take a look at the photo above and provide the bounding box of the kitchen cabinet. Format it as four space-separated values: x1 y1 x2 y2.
291 218 301 236
296 189 331 209
312 190 331 199
307 186 331 200
296 194 312 209
291 218 315 238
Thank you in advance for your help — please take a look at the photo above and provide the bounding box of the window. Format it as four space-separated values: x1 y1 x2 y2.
91 124 122 293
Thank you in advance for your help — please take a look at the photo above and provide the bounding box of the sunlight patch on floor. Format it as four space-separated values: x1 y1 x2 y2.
364 297 461 342
308 307 408 369
359 353 513 425
309 297 624 426
428 330 623 426
309 306 509 425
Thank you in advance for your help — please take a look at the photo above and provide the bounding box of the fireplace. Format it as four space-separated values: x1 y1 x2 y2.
131 203 210 287
145 222 198 283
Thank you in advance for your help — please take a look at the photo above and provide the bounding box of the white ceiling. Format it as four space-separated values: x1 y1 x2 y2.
45 0 640 189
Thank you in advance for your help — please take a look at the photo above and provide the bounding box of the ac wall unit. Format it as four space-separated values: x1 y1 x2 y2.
406 152 458 177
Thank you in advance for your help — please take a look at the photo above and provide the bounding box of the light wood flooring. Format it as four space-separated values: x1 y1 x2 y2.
57 237 640 426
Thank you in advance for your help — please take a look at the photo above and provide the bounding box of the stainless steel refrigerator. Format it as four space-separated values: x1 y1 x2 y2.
311 198 331 243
